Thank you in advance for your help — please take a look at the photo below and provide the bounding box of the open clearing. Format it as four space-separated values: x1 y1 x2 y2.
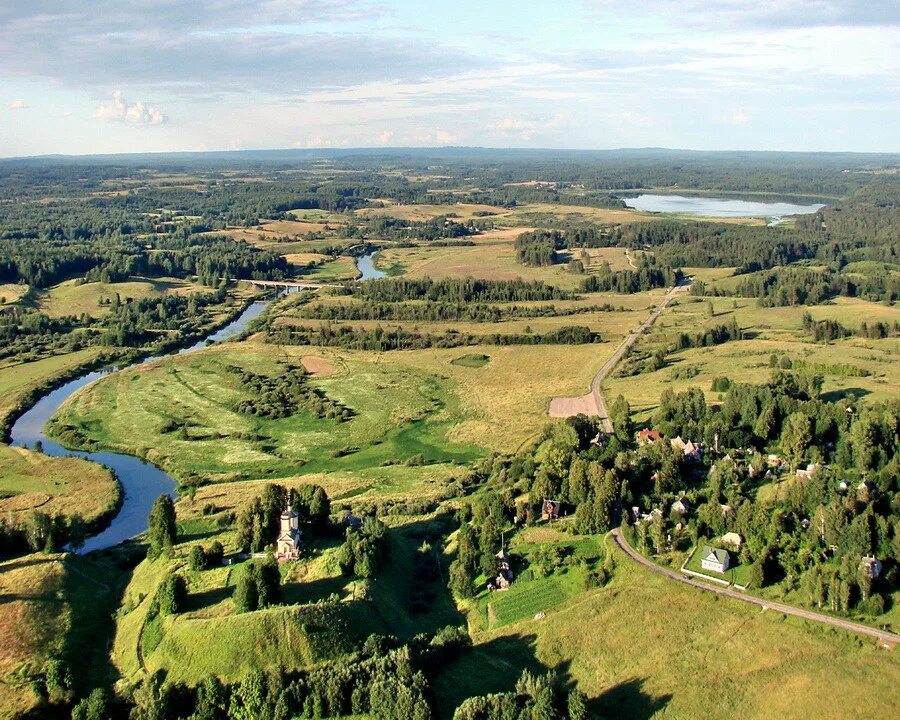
604 294 900 416
34 277 203 318
49 342 486 488
355 202 512 222
0 283 29 305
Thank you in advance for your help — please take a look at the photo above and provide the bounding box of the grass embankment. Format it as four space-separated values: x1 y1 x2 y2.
114 512 463 688
433 536 900 720
0 552 130 720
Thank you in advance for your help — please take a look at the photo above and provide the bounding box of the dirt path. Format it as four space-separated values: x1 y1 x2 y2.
550 279 691 431
612 528 899 646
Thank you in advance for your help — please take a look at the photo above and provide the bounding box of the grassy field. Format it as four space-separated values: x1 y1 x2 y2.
0 348 104 426
433 537 900 720
355 202 512 222
0 553 129 720
0 283 29 305
373 243 587 289
605 295 900 416
49 342 485 488
0 445 118 526
34 277 203 318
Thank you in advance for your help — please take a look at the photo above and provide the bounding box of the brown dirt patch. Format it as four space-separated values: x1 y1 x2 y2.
470 227 534 244
301 356 335 377
548 393 598 418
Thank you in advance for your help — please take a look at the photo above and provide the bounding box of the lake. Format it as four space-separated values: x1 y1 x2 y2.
624 194 825 221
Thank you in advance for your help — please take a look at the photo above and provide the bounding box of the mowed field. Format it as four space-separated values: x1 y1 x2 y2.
605 294 900 415
433 538 900 720
374 243 586 290
49 341 485 491
34 276 204 318
0 446 118 526
0 283 29 305
355 202 513 222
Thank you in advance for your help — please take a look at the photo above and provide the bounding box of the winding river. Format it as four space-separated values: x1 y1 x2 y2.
9 252 386 553
9 302 268 553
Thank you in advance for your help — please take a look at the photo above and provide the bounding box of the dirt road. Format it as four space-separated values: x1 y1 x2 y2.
565 279 687 431
612 528 898 646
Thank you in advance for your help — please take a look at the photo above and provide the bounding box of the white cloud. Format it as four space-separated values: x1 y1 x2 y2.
376 130 394 144
9 98 27 109
95 90 167 125
730 109 750 125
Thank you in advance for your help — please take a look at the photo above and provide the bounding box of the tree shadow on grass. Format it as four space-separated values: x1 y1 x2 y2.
820 387 871 403
281 574 350 605
60 550 137 700
184 583 234 612
432 633 544 719
589 677 672 720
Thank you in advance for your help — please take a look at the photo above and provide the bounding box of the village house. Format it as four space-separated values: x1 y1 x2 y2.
671 436 701 461
795 463 821 479
275 504 301 561
541 498 561 521
671 497 690 515
721 532 743 550
700 546 730 574
636 428 662 446
859 556 883 580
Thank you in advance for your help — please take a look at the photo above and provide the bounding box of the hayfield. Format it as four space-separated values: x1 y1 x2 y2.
0 446 118 526
605 294 900 416
355 202 512 222
0 283 29 305
373 243 588 289
0 348 104 425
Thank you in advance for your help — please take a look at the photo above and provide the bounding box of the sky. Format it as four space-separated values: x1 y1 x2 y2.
0 0 898 157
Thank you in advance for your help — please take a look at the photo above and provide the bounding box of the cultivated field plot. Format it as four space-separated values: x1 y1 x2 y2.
355 202 512 222
34 276 204 318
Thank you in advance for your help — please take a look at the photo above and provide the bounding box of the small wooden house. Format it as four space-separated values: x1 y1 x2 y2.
700 546 730 574
542 499 561 521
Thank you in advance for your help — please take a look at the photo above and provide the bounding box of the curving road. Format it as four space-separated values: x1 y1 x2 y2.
592 279 691 432
612 528 899 646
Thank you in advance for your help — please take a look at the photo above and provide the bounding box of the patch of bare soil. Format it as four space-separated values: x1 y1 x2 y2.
301 356 335 377
548 393 598 418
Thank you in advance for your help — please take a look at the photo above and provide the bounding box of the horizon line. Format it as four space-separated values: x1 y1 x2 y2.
2 145 900 162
